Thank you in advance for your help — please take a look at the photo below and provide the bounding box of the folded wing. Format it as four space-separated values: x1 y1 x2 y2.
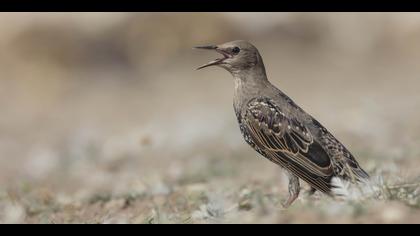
243 97 335 193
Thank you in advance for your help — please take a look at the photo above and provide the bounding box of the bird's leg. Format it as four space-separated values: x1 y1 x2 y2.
282 171 300 208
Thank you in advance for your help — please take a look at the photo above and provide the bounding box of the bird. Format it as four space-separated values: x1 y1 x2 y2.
194 40 370 207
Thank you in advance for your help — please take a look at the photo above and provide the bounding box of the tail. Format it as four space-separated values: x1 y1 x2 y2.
353 167 370 181
330 163 373 199
330 174 383 200
340 161 370 184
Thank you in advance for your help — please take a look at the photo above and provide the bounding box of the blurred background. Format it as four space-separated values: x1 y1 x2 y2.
0 13 419 223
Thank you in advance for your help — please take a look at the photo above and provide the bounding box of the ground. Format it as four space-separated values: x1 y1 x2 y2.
1 142 419 223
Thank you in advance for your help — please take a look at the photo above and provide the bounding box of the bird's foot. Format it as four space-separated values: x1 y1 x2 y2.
281 194 298 208
281 171 300 208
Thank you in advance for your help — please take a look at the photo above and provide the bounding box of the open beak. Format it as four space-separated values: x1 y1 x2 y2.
194 45 232 70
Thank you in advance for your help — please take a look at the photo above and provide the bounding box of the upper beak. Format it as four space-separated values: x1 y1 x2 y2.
194 45 217 50
194 45 229 70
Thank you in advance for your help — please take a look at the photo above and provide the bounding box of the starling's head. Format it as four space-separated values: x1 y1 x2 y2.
194 40 264 74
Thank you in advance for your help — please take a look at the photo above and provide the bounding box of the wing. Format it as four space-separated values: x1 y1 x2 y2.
242 97 334 193
311 118 370 182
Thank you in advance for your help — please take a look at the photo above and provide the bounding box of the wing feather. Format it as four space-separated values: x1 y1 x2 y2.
243 97 334 193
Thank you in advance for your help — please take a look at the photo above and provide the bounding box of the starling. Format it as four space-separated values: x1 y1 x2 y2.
195 40 369 207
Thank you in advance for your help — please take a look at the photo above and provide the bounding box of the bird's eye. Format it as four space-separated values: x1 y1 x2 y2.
232 47 240 54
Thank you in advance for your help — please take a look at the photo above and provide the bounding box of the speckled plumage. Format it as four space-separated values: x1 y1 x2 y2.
195 40 369 207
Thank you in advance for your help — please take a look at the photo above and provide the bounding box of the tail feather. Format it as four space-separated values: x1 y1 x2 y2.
331 175 383 200
354 167 370 180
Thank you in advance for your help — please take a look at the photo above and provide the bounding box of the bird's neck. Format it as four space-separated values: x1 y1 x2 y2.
233 63 269 90
233 66 270 114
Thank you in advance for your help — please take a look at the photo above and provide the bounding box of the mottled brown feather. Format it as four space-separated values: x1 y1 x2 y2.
242 97 335 193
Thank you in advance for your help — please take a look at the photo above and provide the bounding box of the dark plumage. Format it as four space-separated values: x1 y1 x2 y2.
195 40 369 207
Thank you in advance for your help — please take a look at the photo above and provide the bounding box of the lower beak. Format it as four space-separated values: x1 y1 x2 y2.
194 45 226 70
